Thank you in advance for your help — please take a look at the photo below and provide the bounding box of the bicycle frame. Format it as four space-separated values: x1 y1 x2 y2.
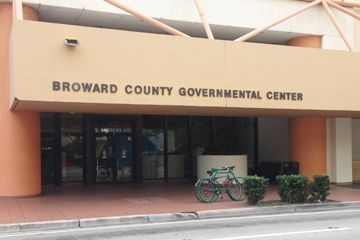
206 166 239 192
194 166 244 203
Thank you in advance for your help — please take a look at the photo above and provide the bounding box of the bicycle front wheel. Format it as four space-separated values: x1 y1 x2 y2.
226 178 244 201
195 179 219 203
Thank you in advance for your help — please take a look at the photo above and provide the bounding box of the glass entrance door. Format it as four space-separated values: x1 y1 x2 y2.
95 122 133 183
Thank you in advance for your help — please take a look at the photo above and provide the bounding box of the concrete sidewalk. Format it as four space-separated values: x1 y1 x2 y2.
1 181 360 233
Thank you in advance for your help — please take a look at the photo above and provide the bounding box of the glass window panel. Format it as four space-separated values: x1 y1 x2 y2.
94 121 133 183
191 117 211 155
61 113 83 182
190 117 211 177
168 116 188 178
143 116 164 179
40 113 55 185
214 117 236 154
235 117 256 173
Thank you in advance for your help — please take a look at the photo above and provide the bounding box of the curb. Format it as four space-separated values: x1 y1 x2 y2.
0 224 20 234
294 201 360 212
80 215 147 228
19 220 79 232
79 212 198 228
197 205 295 219
147 212 198 223
1 201 360 234
0 220 79 234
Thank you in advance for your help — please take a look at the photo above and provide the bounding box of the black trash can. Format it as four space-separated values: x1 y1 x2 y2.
281 162 299 175
259 162 282 183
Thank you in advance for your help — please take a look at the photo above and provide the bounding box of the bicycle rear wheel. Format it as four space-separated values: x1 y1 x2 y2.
194 179 219 203
226 178 244 201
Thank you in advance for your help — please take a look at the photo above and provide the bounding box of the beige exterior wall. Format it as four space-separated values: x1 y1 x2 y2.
9 20 360 117
355 8 360 51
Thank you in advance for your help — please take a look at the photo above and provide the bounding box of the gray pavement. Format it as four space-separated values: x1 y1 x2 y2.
1 208 360 240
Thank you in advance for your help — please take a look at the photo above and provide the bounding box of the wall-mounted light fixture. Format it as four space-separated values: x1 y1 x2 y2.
64 38 80 47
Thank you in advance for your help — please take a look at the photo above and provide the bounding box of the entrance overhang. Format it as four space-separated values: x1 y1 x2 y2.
9 21 360 117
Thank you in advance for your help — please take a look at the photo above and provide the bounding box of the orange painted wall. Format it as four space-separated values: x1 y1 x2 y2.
288 36 326 180
0 3 40 197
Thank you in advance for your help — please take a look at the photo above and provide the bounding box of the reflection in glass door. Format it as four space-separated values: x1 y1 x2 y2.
168 116 188 178
143 116 164 179
61 113 83 183
95 124 133 183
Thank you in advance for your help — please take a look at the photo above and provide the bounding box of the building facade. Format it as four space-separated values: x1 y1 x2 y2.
0 0 360 197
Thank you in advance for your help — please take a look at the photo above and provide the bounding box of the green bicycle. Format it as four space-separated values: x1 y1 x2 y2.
194 166 244 203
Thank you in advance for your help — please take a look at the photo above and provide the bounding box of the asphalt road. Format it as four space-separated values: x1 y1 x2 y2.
2 209 360 240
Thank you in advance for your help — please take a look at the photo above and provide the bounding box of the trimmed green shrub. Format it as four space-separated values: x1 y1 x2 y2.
309 175 330 202
276 175 309 203
244 176 269 205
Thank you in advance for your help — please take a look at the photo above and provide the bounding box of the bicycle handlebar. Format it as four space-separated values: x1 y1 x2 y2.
207 166 235 175
221 166 235 170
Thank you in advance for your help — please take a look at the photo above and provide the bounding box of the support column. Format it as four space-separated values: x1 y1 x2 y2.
289 118 327 179
328 118 352 183
288 36 327 180
287 36 322 48
0 3 40 196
